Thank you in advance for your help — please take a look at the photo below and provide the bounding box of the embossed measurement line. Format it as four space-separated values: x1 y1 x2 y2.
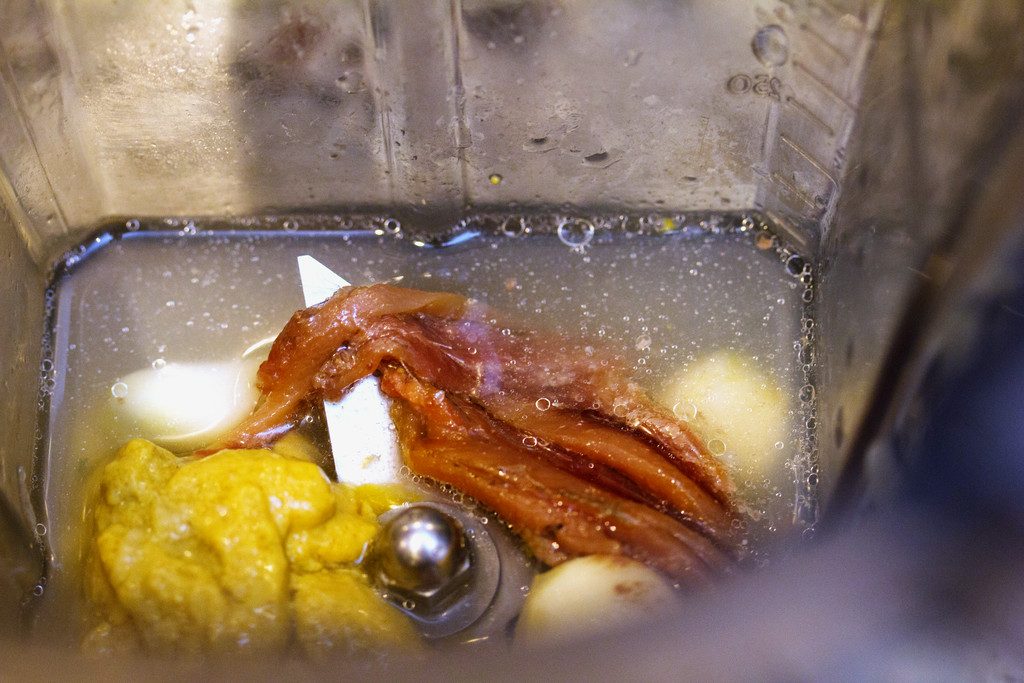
799 22 852 64
779 133 838 186
811 0 866 27
784 96 836 137
770 171 819 210
793 60 856 111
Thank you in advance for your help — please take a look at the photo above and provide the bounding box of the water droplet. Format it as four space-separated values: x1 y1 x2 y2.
752 25 789 67
110 381 129 399
635 333 652 351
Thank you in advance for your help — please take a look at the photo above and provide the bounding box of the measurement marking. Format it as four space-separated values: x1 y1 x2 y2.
779 133 838 186
696 115 711 163
764 209 813 252
799 22 852 64
793 60 856 110
811 0 866 27
770 171 818 210
360 0 395 198
810 0 840 17
760 104 772 159
785 96 836 136
449 0 471 202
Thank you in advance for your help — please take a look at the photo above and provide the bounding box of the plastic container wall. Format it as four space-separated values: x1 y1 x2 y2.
2 0 1024 665
0 0 884 261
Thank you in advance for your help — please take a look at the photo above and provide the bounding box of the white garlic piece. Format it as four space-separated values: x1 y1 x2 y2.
516 555 677 644
111 359 260 452
657 350 790 477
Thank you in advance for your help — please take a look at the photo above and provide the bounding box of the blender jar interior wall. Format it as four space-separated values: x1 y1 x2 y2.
1 0 1023 662
0 0 884 525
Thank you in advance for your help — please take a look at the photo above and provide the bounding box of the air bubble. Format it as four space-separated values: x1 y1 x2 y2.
152 358 166 370
557 218 595 249
125 218 141 231
501 216 528 237
672 401 698 421
799 384 815 402
488 173 503 186
535 397 551 412
522 436 538 448
707 439 726 455
110 381 129 399
383 218 402 235
798 345 814 364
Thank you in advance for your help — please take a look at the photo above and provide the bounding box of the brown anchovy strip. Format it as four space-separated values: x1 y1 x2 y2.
220 284 741 582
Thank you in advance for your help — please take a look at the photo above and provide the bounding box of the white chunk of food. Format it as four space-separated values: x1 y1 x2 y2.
516 555 677 644
657 350 790 477
112 359 260 452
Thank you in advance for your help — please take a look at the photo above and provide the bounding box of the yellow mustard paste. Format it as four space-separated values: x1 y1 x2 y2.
82 435 419 655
